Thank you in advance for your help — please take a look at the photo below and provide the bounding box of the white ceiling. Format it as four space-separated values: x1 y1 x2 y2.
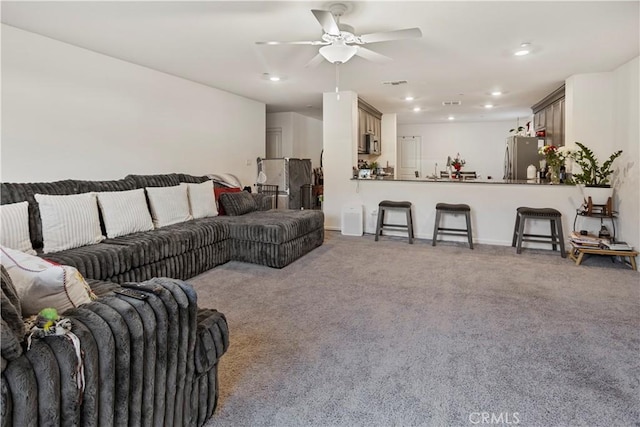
2 1 639 124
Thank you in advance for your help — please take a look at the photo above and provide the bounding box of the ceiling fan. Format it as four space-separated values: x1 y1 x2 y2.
256 3 422 66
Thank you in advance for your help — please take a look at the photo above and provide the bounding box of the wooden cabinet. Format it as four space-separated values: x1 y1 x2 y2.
534 109 545 131
357 108 368 153
532 85 565 147
358 98 383 155
550 98 564 147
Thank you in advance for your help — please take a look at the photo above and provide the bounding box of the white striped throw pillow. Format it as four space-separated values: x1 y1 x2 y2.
35 192 105 253
145 184 193 228
0 201 36 255
97 189 154 238
1 245 95 316
186 181 218 219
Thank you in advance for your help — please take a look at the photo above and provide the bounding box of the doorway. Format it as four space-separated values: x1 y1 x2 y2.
398 136 421 179
266 127 282 158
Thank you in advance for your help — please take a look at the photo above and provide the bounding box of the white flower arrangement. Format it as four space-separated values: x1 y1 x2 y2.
538 145 573 167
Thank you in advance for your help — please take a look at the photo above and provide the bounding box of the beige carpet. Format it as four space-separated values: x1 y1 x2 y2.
192 231 639 426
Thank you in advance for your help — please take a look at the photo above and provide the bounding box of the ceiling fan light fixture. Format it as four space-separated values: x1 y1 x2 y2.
514 42 532 56
319 40 358 64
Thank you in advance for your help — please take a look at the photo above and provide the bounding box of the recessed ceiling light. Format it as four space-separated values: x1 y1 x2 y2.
491 91 502 96
405 96 414 101
262 73 285 82
484 104 494 109
413 107 421 112
448 116 455 120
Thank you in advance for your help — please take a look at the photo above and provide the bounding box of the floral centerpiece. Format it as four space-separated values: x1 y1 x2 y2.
450 153 466 171
538 145 572 183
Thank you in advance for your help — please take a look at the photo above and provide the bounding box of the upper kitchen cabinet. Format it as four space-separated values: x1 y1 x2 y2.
358 98 383 155
532 85 565 147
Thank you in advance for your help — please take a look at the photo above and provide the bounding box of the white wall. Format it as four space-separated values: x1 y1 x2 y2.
266 112 323 167
612 57 639 250
565 73 614 154
565 58 640 251
1 25 265 186
378 114 397 171
323 91 359 230
397 120 516 179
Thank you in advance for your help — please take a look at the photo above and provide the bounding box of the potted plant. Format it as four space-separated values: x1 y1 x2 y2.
571 141 623 207
369 161 379 175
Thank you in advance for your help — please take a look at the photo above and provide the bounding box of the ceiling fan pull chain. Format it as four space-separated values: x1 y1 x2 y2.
335 63 340 100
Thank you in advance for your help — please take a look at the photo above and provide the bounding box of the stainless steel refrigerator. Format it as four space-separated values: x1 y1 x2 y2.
503 136 544 180
257 158 312 209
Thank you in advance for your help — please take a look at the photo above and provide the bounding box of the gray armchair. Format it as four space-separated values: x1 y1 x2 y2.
1 266 229 426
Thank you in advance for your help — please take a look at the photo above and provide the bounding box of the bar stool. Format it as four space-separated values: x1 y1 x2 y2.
512 207 565 257
432 203 474 249
375 200 414 244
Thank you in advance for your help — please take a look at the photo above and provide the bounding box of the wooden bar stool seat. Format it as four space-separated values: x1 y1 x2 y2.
432 203 474 249
375 200 414 244
512 207 565 257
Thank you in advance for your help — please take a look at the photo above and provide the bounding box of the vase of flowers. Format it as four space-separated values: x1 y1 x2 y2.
538 145 572 184
450 153 466 179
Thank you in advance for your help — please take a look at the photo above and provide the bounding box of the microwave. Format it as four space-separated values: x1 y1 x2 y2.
360 134 379 154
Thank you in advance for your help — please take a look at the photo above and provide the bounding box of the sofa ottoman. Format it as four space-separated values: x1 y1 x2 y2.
217 209 325 268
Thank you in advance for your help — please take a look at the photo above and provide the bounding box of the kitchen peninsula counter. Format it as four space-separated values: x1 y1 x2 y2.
340 177 587 248
352 177 564 185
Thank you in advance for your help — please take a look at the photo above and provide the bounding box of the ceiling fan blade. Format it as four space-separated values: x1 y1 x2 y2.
256 40 327 45
359 27 422 44
355 47 393 63
311 9 340 36
304 53 325 68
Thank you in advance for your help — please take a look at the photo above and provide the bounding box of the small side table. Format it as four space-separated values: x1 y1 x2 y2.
569 243 638 271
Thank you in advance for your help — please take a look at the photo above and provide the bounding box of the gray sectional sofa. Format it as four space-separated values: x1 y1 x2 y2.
0 172 324 426
1 172 325 280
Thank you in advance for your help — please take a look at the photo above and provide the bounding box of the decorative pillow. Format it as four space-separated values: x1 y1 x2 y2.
35 193 105 253
145 184 192 228
1 245 95 317
214 187 242 216
96 189 154 238
186 181 218 219
219 191 258 216
0 201 36 255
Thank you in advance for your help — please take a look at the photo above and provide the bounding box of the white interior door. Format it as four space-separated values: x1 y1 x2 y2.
266 127 282 158
398 136 421 179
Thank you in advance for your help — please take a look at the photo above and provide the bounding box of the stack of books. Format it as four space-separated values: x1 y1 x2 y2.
569 231 608 248
603 241 633 251
569 231 633 251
